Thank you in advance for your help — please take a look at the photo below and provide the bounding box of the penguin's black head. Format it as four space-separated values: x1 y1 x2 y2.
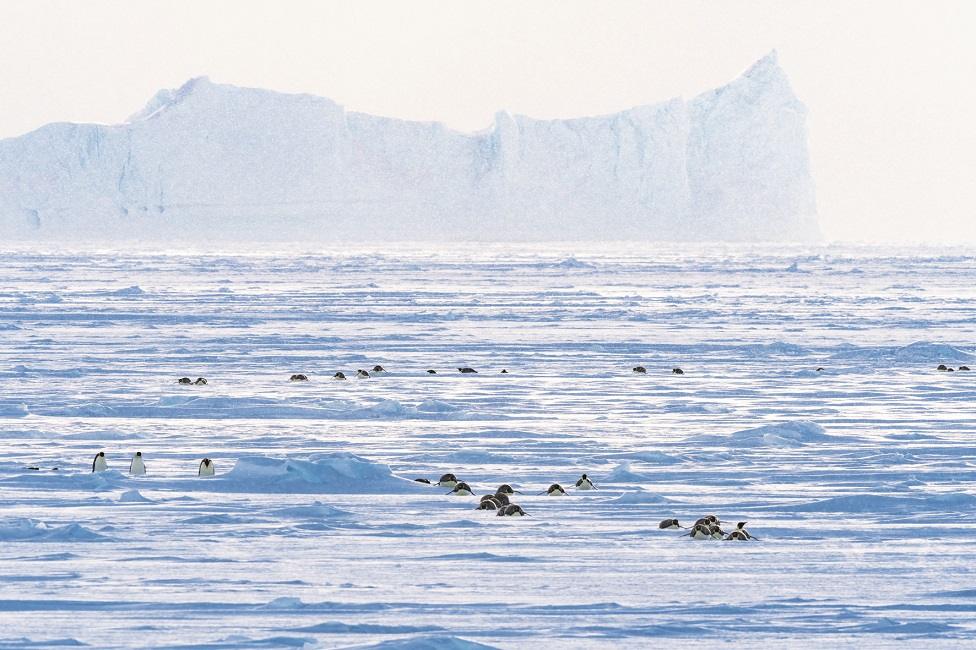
737 521 747 529
202 458 211 466
427 369 436 374
581 473 588 479
135 452 142 457
98 452 105 457
372 365 384 372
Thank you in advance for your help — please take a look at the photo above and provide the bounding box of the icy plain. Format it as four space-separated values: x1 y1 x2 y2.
1 243 975 649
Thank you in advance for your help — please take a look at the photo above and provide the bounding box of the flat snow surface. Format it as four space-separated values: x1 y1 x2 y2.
1 243 975 648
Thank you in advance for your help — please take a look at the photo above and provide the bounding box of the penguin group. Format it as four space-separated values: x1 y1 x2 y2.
174 363 976 386
88 451 217 477
411 472 603 518
658 515 759 541
938 364 970 372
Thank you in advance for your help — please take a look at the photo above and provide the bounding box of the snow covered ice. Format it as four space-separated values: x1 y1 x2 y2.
1 242 976 648
0 52 818 243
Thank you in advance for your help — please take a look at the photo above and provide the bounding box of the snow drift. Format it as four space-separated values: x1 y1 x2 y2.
0 52 818 242
219 452 427 494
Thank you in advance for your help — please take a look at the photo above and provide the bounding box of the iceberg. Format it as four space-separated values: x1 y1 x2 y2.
0 52 818 242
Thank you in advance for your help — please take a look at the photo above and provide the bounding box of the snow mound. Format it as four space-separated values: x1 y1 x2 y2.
606 461 652 482
0 518 107 542
220 453 427 494
608 491 672 505
830 341 974 362
118 489 153 503
109 285 145 296
786 492 976 513
690 421 836 448
270 501 354 519
342 635 500 650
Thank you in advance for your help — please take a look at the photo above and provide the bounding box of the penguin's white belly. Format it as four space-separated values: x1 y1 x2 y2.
93 458 108 472
129 458 146 475
199 465 215 477
548 490 566 496
451 489 472 496
439 481 457 488
576 483 594 490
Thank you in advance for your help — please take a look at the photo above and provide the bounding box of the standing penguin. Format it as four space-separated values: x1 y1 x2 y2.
198 458 215 477
575 473 597 490
92 452 108 472
129 452 146 476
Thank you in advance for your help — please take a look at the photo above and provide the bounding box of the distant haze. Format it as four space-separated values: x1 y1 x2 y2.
1 0 974 243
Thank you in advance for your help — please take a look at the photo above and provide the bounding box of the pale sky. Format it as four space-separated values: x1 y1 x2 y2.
1 0 974 242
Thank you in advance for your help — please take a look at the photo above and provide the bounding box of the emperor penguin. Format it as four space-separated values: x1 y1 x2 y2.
447 481 473 496
575 473 597 490
177 377 192 385
480 494 502 507
659 518 683 530
198 458 215 477
496 484 522 495
682 523 712 540
500 369 508 374
938 364 949 371
414 478 431 484
726 522 758 540
960 366 971 371
709 524 727 540
497 504 528 517
632 366 647 374
92 452 108 472
333 372 347 380
129 452 146 476
542 483 567 496
194 377 208 385
435 473 459 488
371 365 388 375
426 369 437 374
672 368 684 375
356 369 370 379
476 497 500 510
491 492 511 506
458 367 478 374
289 374 309 381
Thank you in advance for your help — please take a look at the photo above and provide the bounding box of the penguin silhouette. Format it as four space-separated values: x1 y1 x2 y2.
198 458 215 477
92 452 108 473
129 452 146 476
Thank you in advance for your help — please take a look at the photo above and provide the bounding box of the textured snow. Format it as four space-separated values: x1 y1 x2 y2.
1 242 975 648
0 53 817 242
